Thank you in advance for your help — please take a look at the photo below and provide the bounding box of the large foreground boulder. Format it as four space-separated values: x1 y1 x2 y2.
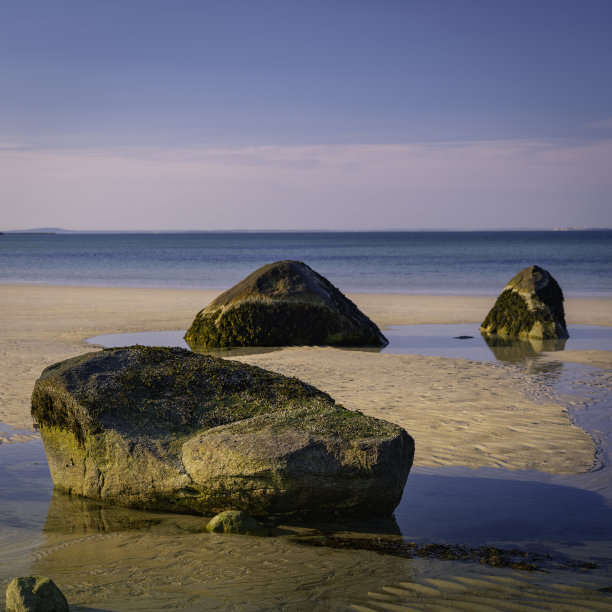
480 265 569 339
32 347 413 519
184 260 388 348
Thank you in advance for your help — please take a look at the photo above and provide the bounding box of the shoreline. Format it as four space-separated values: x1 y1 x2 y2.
2 283 611 325
1 284 610 476
1 284 611 608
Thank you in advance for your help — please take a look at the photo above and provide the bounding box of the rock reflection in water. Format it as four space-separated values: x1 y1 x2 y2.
43 489 402 539
33 490 612 611
190 344 283 359
481 333 567 362
36 492 412 611
43 490 203 535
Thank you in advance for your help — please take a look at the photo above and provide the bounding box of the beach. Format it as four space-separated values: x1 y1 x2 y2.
1 284 612 609
1 285 610 464
3 0 612 603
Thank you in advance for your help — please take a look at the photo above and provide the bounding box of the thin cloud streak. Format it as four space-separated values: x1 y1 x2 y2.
584 117 612 129
2 139 611 230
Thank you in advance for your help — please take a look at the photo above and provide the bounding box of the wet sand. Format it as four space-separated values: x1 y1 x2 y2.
2 437 612 611
1 284 611 609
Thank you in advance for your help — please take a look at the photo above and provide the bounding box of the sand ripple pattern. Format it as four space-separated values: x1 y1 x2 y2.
352 571 612 612
31 530 411 610
236 348 597 475
29 529 612 611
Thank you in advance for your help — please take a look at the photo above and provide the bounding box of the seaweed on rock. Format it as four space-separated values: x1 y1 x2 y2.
31 346 413 519
184 260 387 348
480 266 568 340
480 290 555 337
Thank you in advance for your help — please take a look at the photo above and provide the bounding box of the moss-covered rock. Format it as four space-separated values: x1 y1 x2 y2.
32 347 413 519
184 260 387 348
480 265 569 340
5 576 68 612
205 510 268 536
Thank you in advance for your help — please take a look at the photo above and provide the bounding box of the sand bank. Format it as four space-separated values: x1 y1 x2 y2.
232 347 596 473
539 349 612 370
0 284 610 476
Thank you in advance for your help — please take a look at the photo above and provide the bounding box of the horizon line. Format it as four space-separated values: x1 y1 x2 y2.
3 227 612 234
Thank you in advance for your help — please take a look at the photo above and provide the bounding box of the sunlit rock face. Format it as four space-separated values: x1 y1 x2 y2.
32 346 413 520
5 576 69 612
184 260 388 348
480 265 569 340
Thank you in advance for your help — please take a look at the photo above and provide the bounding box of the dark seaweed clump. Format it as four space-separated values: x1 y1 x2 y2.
184 260 387 348
294 535 600 573
481 290 556 337
186 301 383 348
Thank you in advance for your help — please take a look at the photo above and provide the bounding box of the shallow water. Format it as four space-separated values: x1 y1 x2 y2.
2 336 612 609
87 323 612 362
2 434 611 610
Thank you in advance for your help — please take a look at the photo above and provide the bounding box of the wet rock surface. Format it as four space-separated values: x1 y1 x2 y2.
205 510 268 536
5 576 69 612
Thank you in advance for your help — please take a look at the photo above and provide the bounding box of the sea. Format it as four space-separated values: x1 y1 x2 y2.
1 230 611 295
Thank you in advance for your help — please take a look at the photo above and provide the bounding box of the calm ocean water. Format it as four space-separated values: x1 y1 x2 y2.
1 230 610 296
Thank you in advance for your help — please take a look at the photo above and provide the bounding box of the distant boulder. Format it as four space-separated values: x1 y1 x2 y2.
32 346 413 520
480 265 569 339
184 260 387 348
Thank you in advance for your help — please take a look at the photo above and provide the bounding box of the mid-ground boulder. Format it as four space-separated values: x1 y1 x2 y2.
32 347 413 519
184 260 387 348
480 265 569 339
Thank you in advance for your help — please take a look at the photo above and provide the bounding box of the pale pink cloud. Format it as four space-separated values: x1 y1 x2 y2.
584 117 612 129
1 139 611 230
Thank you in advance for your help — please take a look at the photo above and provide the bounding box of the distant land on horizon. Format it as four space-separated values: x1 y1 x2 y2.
2 227 611 235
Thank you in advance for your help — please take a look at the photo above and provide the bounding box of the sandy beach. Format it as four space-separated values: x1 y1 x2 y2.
1 284 610 477
2 283 612 610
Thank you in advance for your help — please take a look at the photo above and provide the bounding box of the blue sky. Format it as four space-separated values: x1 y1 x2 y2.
1 0 611 230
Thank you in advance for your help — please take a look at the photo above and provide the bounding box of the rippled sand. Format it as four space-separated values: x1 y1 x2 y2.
27 526 612 611
1 285 611 609
12 490 610 611
233 347 598 474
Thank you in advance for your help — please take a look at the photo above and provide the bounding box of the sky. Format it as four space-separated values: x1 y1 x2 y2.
1 0 611 231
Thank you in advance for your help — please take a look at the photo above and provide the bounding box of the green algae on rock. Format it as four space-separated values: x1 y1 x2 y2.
184 260 388 348
205 510 268 536
31 346 413 519
480 265 569 340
